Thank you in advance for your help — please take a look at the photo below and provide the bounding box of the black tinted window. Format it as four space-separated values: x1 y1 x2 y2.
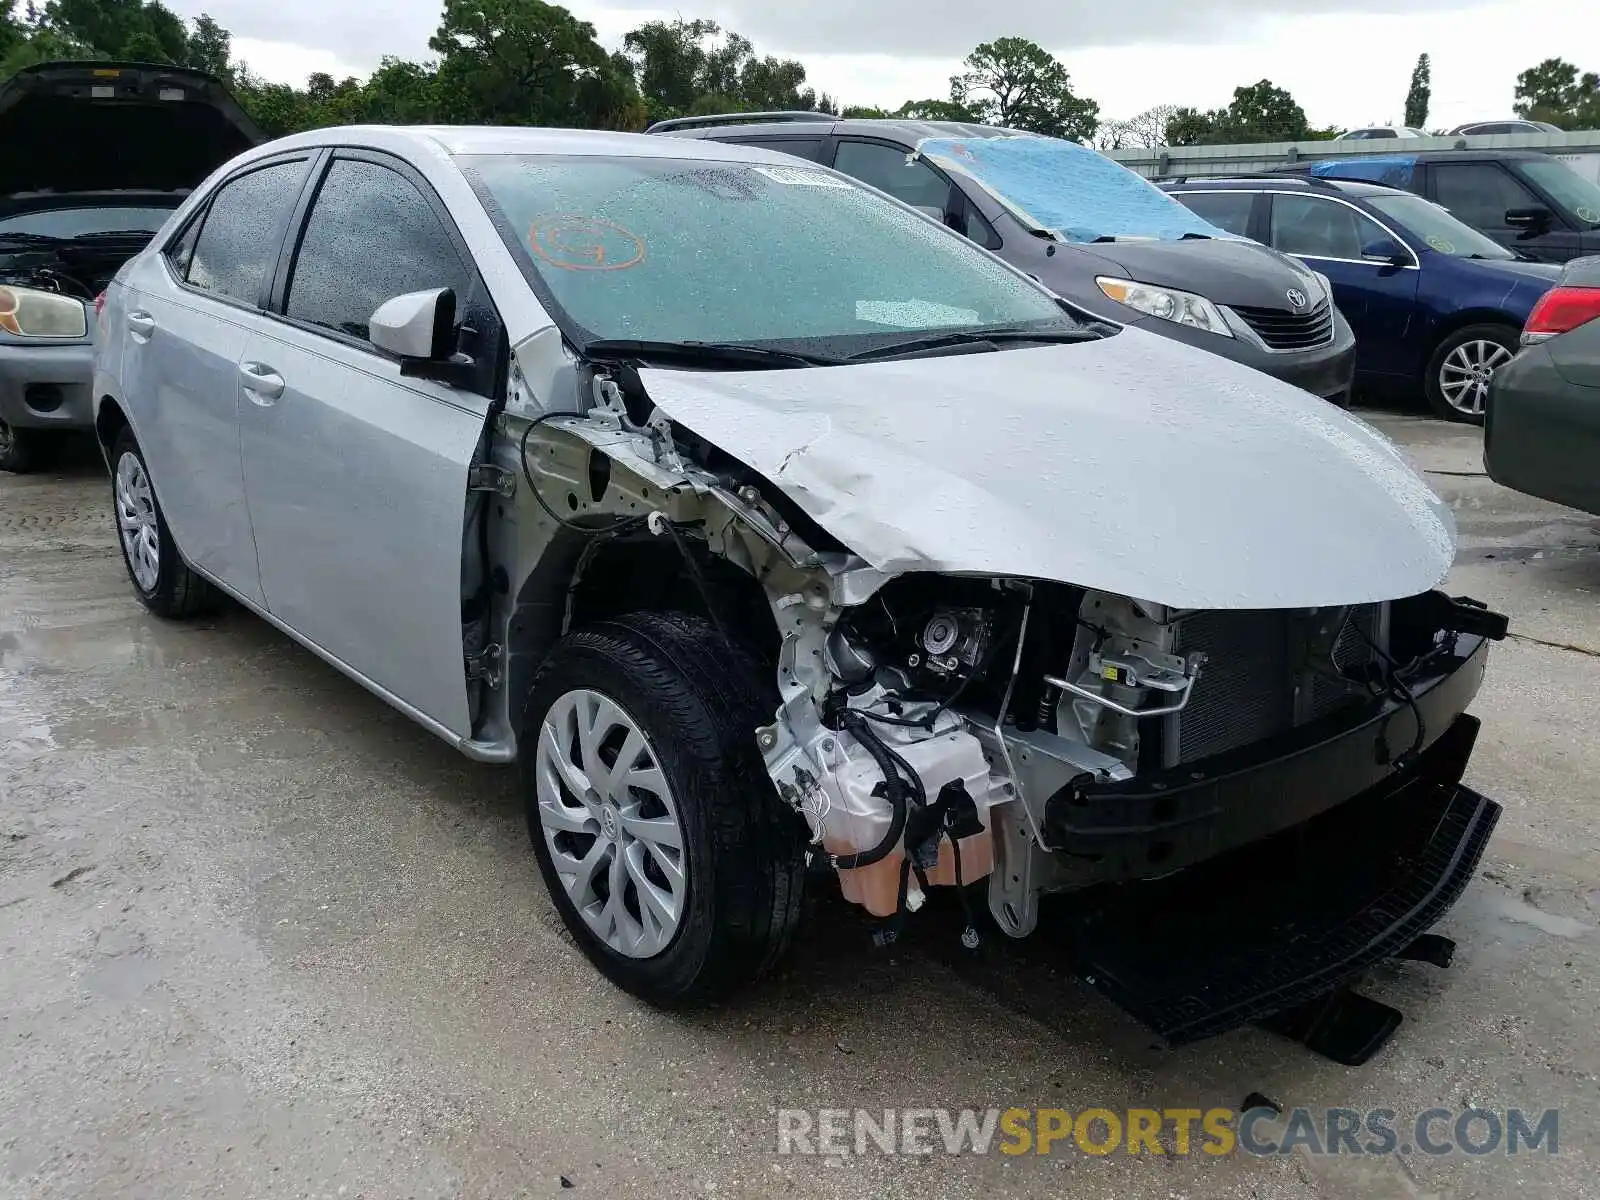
833 141 951 213
1270 194 1383 259
1431 163 1538 228
166 215 201 277
1172 191 1255 237
734 137 825 162
188 161 306 304
286 158 470 344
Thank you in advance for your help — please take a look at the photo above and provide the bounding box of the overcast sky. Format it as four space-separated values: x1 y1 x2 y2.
167 0 1596 130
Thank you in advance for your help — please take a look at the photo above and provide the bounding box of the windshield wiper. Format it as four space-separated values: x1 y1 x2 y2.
842 327 1100 363
580 338 842 369
69 229 158 241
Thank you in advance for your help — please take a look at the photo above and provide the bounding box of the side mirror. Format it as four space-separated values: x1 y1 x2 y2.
1361 237 1410 266
370 287 457 361
1505 205 1553 231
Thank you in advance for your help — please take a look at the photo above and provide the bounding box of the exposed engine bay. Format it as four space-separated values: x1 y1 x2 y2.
0 231 156 301
493 343 1508 1059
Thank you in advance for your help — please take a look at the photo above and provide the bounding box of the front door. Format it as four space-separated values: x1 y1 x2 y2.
237 153 495 738
118 155 314 606
1267 192 1422 379
1427 160 1583 263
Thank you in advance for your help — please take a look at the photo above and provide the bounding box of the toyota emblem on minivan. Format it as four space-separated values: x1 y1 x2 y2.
1286 288 1308 309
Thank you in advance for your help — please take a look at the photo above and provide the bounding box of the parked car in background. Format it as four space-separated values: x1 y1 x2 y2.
1279 151 1600 263
93 125 1506 1062
650 113 1357 404
1336 127 1428 140
0 60 261 472
1485 255 1600 515
1164 174 1560 421
1446 120 1565 136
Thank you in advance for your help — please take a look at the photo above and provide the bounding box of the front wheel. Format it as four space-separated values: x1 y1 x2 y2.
1425 324 1519 424
519 611 804 1006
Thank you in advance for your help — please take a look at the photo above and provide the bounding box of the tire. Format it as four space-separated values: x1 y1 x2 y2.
519 611 805 1006
1424 323 1519 424
0 419 41 473
110 427 219 619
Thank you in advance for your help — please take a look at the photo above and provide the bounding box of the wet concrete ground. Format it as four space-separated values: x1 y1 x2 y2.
1 413 1597 1199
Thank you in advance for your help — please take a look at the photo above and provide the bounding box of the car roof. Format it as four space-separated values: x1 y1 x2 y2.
648 115 1022 147
250 123 830 165
1161 176 1399 198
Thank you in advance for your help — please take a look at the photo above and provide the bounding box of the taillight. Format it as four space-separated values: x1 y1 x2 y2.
1523 285 1600 345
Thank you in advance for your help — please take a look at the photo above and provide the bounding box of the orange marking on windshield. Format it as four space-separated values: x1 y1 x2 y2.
526 215 646 272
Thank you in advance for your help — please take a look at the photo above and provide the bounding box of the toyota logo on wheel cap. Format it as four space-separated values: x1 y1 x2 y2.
1286 288 1308 309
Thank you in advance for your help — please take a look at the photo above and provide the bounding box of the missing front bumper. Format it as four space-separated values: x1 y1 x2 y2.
1063 712 1498 1057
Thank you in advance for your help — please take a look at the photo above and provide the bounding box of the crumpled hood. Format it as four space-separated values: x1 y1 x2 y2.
642 328 1456 610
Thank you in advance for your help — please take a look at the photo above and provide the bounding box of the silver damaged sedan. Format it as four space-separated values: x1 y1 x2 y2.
94 126 1510 1059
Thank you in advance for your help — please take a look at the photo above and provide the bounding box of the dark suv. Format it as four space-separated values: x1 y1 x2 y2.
1164 175 1559 422
650 113 1356 403
1278 151 1600 263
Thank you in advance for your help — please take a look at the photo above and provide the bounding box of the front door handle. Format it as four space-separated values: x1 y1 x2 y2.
239 361 285 403
126 310 156 339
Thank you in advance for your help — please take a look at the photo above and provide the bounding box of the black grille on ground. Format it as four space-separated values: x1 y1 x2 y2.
1232 299 1335 350
1172 606 1379 763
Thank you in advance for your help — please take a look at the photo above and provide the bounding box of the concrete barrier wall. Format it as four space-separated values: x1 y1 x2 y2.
1107 130 1600 183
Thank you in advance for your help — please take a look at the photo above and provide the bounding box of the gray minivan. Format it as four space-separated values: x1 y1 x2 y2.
651 113 1357 403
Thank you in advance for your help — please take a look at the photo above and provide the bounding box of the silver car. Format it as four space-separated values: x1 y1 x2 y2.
94 126 1507 1058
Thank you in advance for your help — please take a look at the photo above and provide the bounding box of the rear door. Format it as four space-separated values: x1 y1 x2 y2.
1425 159 1582 263
236 150 500 739
1265 192 1421 378
118 153 315 606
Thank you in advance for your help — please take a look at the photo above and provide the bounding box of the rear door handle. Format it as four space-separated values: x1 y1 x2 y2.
239 361 285 403
126 310 156 339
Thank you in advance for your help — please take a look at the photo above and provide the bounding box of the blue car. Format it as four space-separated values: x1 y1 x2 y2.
1163 175 1560 422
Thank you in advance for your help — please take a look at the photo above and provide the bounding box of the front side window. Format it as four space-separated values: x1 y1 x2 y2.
1431 162 1539 228
464 154 1074 355
1518 158 1600 228
1366 193 1514 259
832 141 953 215
286 158 471 344
188 160 307 304
1270 194 1385 260
1171 191 1255 237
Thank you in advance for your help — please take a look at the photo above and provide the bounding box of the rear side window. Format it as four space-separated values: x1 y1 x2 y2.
732 137 826 163
286 158 471 345
187 161 307 305
1171 191 1255 237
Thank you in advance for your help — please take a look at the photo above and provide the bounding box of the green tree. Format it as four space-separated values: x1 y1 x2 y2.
1164 80 1317 145
622 17 832 123
428 0 640 128
184 11 231 79
1404 53 1430 128
43 0 189 62
949 37 1097 140
894 97 981 123
1513 57 1600 129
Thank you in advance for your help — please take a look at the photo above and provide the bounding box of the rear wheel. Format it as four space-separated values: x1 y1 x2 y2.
1425 324 1518 424
110 428 219 618
0 419 41 473
519 611 804 1006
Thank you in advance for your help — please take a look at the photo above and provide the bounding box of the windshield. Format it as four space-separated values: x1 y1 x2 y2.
1365 192 1515 260
0 206 175 238
463 154 1079 355
1519 159 1600 228
916 135 1234 243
